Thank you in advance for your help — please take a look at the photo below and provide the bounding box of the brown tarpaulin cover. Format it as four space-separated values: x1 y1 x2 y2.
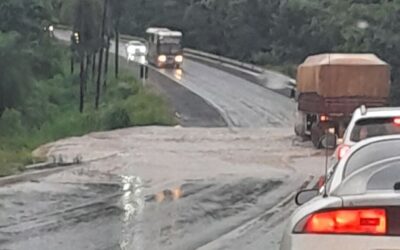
297 54 390 98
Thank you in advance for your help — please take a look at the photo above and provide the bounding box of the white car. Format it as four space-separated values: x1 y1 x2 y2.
280 135 400 250
126 40 147 63
334 106 400 160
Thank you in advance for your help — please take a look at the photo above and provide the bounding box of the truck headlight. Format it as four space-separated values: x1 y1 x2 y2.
127 46 136 54
158 55 167 63
140 46 147 54
175 55 183 63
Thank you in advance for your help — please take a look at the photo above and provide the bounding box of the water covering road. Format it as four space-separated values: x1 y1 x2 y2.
0 127 323 250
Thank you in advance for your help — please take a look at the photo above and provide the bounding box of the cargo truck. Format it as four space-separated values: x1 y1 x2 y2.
294 53 391 148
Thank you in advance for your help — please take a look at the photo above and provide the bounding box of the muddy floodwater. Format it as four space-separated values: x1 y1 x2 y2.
0 127 324 250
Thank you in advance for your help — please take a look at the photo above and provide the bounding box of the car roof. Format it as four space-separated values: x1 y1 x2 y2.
329 135 400 193
353 106 400 120
146 27 182 37
146 27 170 33
347 134 400 149
128 41 144 45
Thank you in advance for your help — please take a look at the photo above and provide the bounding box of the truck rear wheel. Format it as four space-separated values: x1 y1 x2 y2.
311 124 322 149
294 111 307 139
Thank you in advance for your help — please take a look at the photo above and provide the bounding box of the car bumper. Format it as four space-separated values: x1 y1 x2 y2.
280 234 400 250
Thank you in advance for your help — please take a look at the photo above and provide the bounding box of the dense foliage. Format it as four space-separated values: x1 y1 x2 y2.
0 0 58 114
117 0 400 104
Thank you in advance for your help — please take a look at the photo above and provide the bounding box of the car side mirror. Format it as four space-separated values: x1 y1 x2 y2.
295 189 319 206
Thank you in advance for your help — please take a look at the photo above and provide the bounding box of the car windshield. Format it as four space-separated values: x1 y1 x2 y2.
128 42 143 47
350 117 400 142
159 43 181 54
344 138 400 178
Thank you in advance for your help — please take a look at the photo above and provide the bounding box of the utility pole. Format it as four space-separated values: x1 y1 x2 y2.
79 53 85 113
103 36 111 88
115 18 120 79
95 0 109 109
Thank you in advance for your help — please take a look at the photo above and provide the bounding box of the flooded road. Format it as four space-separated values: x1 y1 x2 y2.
0 127 323 250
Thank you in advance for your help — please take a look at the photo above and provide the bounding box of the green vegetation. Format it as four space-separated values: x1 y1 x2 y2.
0 0 174 176
0 54 174 176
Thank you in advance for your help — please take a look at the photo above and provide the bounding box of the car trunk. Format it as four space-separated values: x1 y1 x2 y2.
341 192 400 207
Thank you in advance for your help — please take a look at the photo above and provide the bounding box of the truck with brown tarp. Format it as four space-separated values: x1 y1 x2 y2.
294 53 391 148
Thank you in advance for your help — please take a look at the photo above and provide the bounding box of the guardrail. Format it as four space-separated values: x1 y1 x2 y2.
184 48 296 87
184 48 264 74
184 48 296 98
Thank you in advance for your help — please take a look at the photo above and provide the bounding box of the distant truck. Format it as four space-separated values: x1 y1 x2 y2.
145 27 183 68
294 53 391 148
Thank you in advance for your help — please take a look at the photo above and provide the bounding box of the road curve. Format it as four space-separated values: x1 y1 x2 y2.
55 29 295 128
161 60 295 128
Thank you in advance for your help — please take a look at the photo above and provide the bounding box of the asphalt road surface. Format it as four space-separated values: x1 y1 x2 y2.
160 61 295 128
0 127 324 250
54 29 295 128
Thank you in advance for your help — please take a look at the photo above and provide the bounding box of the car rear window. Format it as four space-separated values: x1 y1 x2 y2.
344 139 400 177
367 164 400 190
350 118 400 142
335 159 400 195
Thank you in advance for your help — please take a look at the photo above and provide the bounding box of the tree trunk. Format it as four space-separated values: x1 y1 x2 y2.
95 49 104 109
95 0 109 109
103 36 111 88
115 25 120 79
71 56 74 74
0 84 4 115
85 54 91 90
86 55 91 75
92 52 96 80
79 57 85 113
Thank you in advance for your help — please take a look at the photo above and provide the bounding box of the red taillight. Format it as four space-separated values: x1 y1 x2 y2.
320 115 329 122
394 118 400 126
317 176 325 189
336 144 350 160
296 209 387 235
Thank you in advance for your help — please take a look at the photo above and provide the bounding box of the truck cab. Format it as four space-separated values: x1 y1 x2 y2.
146 27 183 68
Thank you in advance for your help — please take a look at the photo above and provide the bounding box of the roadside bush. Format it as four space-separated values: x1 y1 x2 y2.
0 109 24 136
106 75 140 101
102 104 132 130
251 52 272 66
0 150 32 177
125 91 175 126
